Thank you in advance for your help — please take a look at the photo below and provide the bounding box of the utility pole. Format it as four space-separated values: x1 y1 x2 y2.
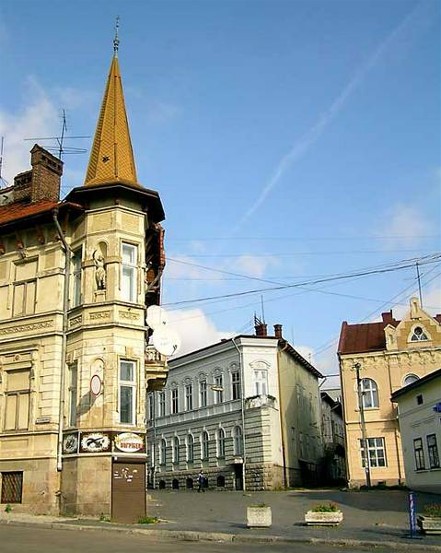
354 362 371 488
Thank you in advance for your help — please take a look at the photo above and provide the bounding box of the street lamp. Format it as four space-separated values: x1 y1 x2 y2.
354 362 371 488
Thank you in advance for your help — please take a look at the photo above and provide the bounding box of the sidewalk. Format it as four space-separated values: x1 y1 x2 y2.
0 488 440 550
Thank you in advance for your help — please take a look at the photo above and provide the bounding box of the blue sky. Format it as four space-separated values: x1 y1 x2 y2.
0 0 440 383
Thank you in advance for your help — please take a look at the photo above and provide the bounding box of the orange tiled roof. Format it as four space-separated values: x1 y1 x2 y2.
0 200 81 227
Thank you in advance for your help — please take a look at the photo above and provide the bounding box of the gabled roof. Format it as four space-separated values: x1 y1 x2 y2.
338 307 441 356
337 319 399 355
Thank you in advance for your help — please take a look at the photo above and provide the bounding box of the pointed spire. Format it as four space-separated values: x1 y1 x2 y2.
84 19 139 187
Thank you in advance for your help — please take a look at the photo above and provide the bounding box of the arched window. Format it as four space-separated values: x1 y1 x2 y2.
360 378 379 409
410 326 428 342
404 374 419 386
186 434 194 462
233 426 243 456
217 428 226 458
201 431 209 460
173 436 180 464
160 438 167 465
217 475 225 487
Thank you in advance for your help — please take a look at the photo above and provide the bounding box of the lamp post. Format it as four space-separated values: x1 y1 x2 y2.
354 362 371 488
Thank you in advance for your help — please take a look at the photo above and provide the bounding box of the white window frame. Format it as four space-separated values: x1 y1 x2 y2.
231 369 241 400
71 248 82 307
158 391 165 417
119 359 136 425
360 378 379 409
68 363 78 427
199 379 207 408
201 430 209 460
160 438 167 465
254 369 268 396
361 437 387 468
185 383 193 411
187 434 194 462
121 242 138 302
427 434 440 469
171 387 179 414
217 428 226 458
173 436 180 464
214 374 223 404
414 437 425 470
233 426 243 456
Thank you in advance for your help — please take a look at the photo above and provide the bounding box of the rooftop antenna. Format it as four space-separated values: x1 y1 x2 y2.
24 109 89 160
113 16 120 55
260 294 266 324
0 137 8 188
415 261 423 308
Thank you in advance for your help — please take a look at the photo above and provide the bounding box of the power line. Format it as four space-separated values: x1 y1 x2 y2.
163 253 441 308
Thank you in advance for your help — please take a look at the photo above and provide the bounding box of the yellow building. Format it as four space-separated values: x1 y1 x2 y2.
338 297 441 488
0 38 167 521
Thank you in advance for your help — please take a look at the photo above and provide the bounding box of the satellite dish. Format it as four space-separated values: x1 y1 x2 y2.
152 327 181 357
146 305 168 330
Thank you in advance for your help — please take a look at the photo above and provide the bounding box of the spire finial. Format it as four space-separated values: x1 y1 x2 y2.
113 16 120 55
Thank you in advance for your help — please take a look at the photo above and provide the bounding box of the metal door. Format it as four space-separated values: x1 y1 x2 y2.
112 461 146 523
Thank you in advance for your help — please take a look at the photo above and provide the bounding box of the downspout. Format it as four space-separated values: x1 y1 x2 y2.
231 337 247 491
53 209 71 472
277 340 289 489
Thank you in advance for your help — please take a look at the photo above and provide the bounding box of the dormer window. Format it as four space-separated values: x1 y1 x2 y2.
410 326 428 342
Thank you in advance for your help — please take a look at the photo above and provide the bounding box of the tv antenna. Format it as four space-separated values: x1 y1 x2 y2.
24 109 89 160
0 137 8 188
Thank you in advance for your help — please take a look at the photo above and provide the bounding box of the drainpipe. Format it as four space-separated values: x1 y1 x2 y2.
231 337 246 491
52 209 71 472
277 340 289 489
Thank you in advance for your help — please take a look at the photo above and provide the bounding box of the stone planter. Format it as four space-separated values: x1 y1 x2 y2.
247 505 272 528
417 515 441 535
305 510 343 526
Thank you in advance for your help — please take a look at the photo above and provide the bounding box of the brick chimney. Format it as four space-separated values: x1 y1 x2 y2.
274 324 283 338
382 310 396 324
13 145 63 203
254 322 267 337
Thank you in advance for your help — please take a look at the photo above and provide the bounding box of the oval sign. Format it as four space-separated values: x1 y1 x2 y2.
114 432 144 453
90 374 102 396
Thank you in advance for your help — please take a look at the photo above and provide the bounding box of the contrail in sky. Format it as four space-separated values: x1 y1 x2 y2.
232 1 434 234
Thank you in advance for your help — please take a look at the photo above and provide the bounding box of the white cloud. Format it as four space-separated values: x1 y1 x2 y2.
0 77 59 184
235 255 278 279
375 204 432 249
166 308 233 357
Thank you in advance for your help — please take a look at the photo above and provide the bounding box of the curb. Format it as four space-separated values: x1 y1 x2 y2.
1 518 440 551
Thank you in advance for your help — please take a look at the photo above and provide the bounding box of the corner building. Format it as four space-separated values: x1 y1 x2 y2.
338 297 441 488
0 43 166 522
147 323 323 491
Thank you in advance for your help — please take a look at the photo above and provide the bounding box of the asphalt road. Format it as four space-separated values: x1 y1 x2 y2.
0 525 424 553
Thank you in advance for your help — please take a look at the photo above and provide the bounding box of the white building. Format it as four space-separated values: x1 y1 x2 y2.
391 368 441 494
146 322 323 491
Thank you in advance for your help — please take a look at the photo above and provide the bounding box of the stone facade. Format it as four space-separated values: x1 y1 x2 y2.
146 324 323 491
0 45 167 519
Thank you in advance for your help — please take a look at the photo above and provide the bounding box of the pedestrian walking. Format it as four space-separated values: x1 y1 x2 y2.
197 470 205 492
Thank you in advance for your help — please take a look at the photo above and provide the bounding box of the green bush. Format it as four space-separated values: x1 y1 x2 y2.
311 502 340 513
138 515 159 524
422 504 441 518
